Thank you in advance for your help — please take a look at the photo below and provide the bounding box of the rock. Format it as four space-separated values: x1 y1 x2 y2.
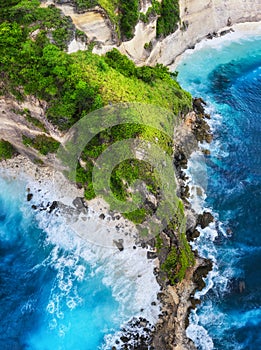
193 259 213 291
220 28 234 36
239 280 246 293
226 228 233 235
27 193 33 201
99 213 105 220
49 201 58 213
227 17 232 26
147 251 157 259
185 209 197 232
73 197 87 213
113 239 124 251
190 229 200 240
120 336 129 343
197 211 214 229
72 197 85 210
202 149 211 155
193 97 206 114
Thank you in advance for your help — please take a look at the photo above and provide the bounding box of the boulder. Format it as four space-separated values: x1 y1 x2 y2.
113 239 124 251
197 211 214 229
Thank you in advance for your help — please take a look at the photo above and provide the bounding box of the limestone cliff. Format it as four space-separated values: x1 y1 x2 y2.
47 0 261 65
117 0 261 66
147 0 261 66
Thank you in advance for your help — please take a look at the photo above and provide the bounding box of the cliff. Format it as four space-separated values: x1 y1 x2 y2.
147 0 261 66
44 0 261 65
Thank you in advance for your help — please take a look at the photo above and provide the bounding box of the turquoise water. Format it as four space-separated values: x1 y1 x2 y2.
177 32 261 349
0 177 121 350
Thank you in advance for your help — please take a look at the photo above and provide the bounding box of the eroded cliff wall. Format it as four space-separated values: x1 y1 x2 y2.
147 0 261 66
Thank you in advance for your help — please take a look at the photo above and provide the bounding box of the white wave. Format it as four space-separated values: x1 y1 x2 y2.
186 310 214 350
176 23 261 68
183 110 235 347
0 166 161 347
24 175 160 342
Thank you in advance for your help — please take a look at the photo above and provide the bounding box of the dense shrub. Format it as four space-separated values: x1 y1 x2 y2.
22 135 60 155
0 139 16 160
156 0 179 38
119 0 139 40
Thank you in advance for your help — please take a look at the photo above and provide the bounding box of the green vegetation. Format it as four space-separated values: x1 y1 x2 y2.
155 234 163 250
22 135 60 155
156 0 180 38
25 115 47 132
0 0 74 49
75 121 173 222
162 245 178 274
0 139 16 160
0 1 194 281
144 41 152 51
0 0 190 213
19 108 47 132
75 0 98 12
118 0 139 40
139 0 180 38
140 0 161 23
159 201 195 284
161 232 195 284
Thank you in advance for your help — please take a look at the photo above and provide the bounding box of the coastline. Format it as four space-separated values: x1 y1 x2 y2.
150 19 261 68
151 99 214 350
0 96 213 349
173 24 261 349
172 21 261 70
0 156 161 348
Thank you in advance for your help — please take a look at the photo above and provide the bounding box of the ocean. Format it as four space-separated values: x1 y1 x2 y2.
176 28 261 349
0 173 159 349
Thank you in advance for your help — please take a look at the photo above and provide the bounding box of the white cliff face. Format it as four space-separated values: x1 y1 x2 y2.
147 0 261 66
96 0 261 65
41 0 261 64
41 1 115 46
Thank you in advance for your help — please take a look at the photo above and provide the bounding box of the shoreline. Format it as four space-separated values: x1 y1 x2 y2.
0 156 162 349
173 25 261 349
1 2 260 349
172 21 261 70
151 99 214 350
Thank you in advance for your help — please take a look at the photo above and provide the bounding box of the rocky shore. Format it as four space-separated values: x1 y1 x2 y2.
150 98 214 350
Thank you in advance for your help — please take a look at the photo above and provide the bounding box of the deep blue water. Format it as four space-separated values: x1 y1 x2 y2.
0 178 121 350
177 33 261 349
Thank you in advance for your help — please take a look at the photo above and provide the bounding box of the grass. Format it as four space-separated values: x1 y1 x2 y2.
71 50 192 115
25 115 47 132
